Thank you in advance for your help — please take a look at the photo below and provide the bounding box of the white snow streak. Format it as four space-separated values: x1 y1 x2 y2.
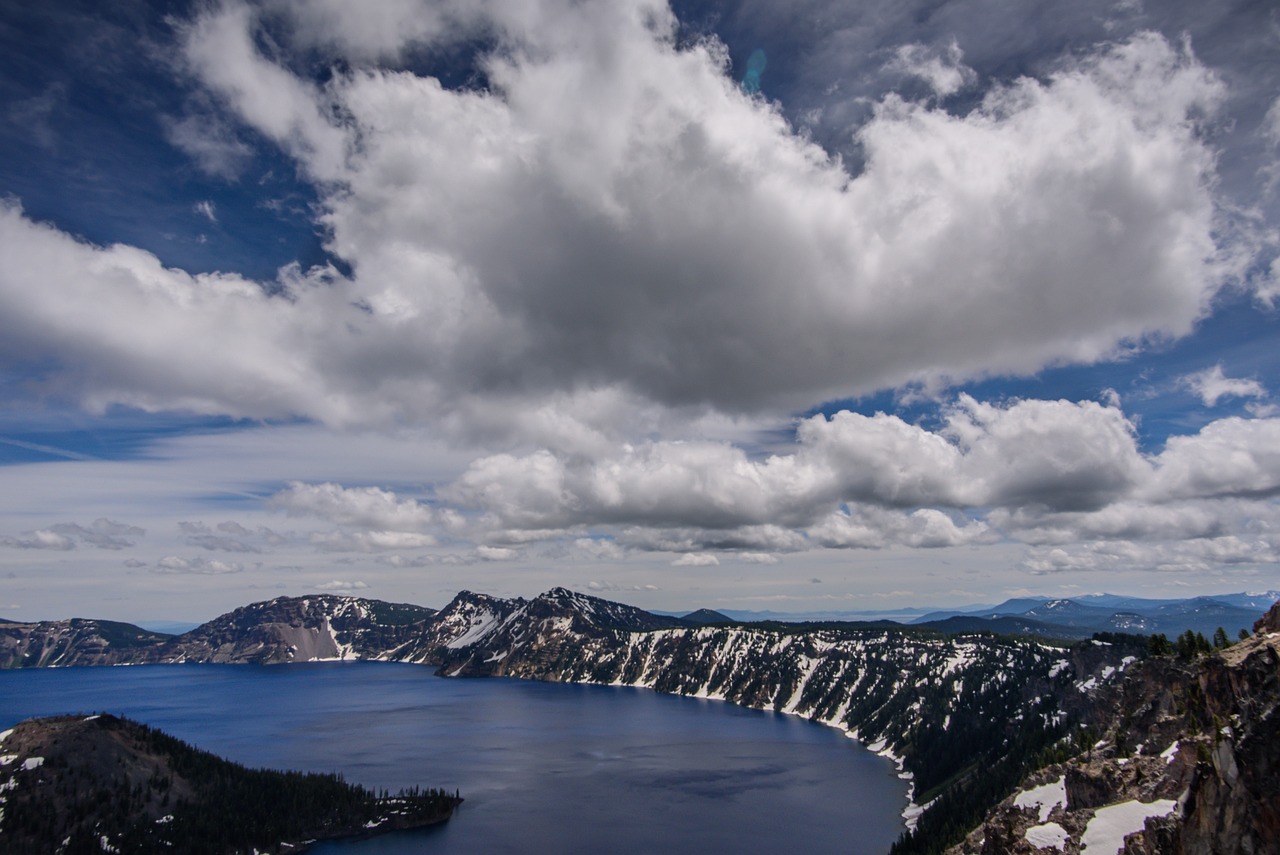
445 609 500 649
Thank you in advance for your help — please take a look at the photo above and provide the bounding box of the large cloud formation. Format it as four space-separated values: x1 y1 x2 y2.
0 2 1233 436
1 0 1275 586
258 397 1280 574
437 398 1280 545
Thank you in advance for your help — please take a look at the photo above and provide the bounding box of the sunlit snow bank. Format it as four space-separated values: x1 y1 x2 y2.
1013 776 1066 822
1025 821 1068 850
1081 799 1178 853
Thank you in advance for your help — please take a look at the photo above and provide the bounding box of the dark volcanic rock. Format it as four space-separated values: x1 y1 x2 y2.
947 602 1280 855
1255 604 1280 634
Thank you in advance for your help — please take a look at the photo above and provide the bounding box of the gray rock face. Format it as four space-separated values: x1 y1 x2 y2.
163 595 438 664
949 603 1280 855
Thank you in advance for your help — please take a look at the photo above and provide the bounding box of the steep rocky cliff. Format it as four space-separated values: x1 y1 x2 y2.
947 604 1280 855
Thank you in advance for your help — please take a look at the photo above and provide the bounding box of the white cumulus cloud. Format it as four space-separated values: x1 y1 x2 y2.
1179 364 1267 406
0 13 1237 438
315 579 369 591
672 553 720 567
152 556 246 575
269 482 435 531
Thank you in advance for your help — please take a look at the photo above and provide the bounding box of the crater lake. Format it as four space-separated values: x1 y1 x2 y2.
0 662 909 853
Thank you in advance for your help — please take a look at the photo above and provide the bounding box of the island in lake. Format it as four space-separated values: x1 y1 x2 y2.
0 713 461 854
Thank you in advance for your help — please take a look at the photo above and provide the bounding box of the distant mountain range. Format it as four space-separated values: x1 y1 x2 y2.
698 605 943 623
693 591 1280 640
905 591 1280 639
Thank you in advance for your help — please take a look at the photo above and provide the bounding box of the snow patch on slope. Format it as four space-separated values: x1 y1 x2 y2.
1080 799 1177 854
1014 776 1066 822
1025 821 1069 850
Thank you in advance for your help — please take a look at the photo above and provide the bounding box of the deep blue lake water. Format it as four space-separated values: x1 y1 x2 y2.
0 663 908 853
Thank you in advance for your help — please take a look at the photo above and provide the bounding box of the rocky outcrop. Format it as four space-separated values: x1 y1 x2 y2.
1173 615 1280 854
947 603 1280 855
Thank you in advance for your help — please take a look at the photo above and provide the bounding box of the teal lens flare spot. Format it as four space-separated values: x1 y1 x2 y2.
741 48 767 94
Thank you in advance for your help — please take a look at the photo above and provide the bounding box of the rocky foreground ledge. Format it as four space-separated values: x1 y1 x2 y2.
0 714 461 854
949 602 1280 855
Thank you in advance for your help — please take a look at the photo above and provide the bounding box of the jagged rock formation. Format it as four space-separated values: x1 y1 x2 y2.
404 587 687 668
947 603 1280 855
0 713 460 854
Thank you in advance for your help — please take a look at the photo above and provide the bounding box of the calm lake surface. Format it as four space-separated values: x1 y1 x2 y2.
0 663 908 854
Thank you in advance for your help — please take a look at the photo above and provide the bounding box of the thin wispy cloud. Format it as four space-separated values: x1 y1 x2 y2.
0 437 96 461
193 200 217 223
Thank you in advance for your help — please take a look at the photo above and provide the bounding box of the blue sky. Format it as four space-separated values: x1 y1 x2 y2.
1 0 1279 622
